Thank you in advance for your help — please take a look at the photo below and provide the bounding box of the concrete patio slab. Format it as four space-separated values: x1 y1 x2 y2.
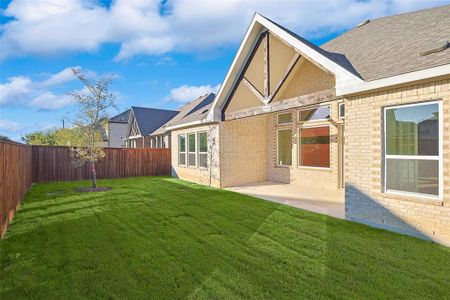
225 181 345 219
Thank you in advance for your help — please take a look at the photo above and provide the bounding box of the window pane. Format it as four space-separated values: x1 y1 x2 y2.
300 126 330 168
386 159 439 196
277 130 292 165
179 135 185 152
278 113 292 124
199 153 207 168
198 132 208 152
386 103 439 156
188 153 196 166
339 103 345 118
188 134 196 152
179 153 186 165
299 106 330 122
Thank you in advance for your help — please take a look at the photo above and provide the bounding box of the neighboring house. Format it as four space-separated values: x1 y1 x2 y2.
125 106 179 148
107 109 130 148
166 6 450 245
149 93 216 149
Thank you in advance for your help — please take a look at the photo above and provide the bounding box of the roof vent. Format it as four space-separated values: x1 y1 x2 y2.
201 109 209 114
357 19 370 27
420 40 449 56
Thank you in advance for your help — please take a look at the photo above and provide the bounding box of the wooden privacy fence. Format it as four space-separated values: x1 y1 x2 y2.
0 140 171 238
31 146 171 182
0 140 32 238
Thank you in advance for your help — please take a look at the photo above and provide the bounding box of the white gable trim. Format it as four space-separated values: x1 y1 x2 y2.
207 13 363 122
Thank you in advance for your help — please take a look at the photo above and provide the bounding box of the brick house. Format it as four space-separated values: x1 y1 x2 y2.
166 6 450 245
124 106 178 148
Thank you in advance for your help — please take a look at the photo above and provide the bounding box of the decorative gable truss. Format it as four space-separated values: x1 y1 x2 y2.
208 13 363 122
126 111 141 138
223 31 336 120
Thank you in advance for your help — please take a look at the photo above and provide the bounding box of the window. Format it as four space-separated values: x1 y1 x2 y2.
277 129 292 166
188 133 196 167
299 105 330 122
338 103 345 119
384 101 441 197
178 134 186 165
299 126 330 168
198 132 208 168
277 112 292 125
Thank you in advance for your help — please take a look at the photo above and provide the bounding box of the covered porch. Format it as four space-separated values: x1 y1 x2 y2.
226 181 345 219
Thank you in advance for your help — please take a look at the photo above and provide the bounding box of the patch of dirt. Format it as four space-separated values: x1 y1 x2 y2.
74 187 111 193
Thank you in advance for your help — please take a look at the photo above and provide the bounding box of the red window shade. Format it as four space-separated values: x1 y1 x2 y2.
300 126 330 168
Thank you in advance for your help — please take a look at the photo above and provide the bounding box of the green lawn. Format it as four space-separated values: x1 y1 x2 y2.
1 177 449 299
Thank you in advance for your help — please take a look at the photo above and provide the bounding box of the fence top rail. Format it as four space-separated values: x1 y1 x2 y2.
0 138 31 148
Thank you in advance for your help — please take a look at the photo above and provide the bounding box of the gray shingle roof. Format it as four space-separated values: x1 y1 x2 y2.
321 5 450 81
166 93 216 128
131 106 179 136
151 93 215 135
109 109 130 123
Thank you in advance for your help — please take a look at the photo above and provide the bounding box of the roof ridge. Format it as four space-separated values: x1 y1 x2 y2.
131 106 179 112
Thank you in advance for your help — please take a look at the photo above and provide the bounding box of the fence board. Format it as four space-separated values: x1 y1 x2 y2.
31 146 171 183
0 140 32 238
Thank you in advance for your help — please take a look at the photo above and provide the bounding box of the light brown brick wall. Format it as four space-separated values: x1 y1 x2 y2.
345 77 450 246
171 124 221 187
266 100 342 189
274 59 335 102
220 115 268 187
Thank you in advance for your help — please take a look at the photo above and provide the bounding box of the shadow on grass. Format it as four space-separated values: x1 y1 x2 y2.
1 177 449 299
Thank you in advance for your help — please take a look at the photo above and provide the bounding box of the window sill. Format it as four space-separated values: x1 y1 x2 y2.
297 166 332 171
275 165 292 168
380 191 444 206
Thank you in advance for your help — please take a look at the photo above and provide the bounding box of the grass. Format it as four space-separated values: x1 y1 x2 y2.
1 177 449 299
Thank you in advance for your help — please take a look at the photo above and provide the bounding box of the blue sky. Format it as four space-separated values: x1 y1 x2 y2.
1 0 449 141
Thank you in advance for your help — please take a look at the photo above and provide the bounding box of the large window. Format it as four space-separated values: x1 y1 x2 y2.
384 101 441 197
277 129 292 166
198 132 208 168
188 133 196 167
178 134 186 165
299 126 330 168
299 105 330 122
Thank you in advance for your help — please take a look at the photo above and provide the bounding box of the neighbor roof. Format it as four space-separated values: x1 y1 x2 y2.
109 109 130 123
130 106 179 136
152 93 216 135
321 5 450 81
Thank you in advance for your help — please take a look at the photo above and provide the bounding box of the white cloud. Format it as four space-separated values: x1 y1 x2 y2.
29 92 73 110
0 76 33 105
0 119 24 132
1 0 447 60
166 84 220 103
0 66 84 110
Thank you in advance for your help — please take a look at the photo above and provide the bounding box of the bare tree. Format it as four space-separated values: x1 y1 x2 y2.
66 68 117 189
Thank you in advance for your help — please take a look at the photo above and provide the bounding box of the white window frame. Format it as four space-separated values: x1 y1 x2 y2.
276 128 292 167
277 112 293 125
178 134 186 166
298 124 332 170
187 132 196 167
298 104 331 123
383 100 443 200
338 102 345 119
197 131 208 169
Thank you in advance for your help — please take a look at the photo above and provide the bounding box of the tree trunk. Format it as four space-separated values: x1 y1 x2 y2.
91 160 97 189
